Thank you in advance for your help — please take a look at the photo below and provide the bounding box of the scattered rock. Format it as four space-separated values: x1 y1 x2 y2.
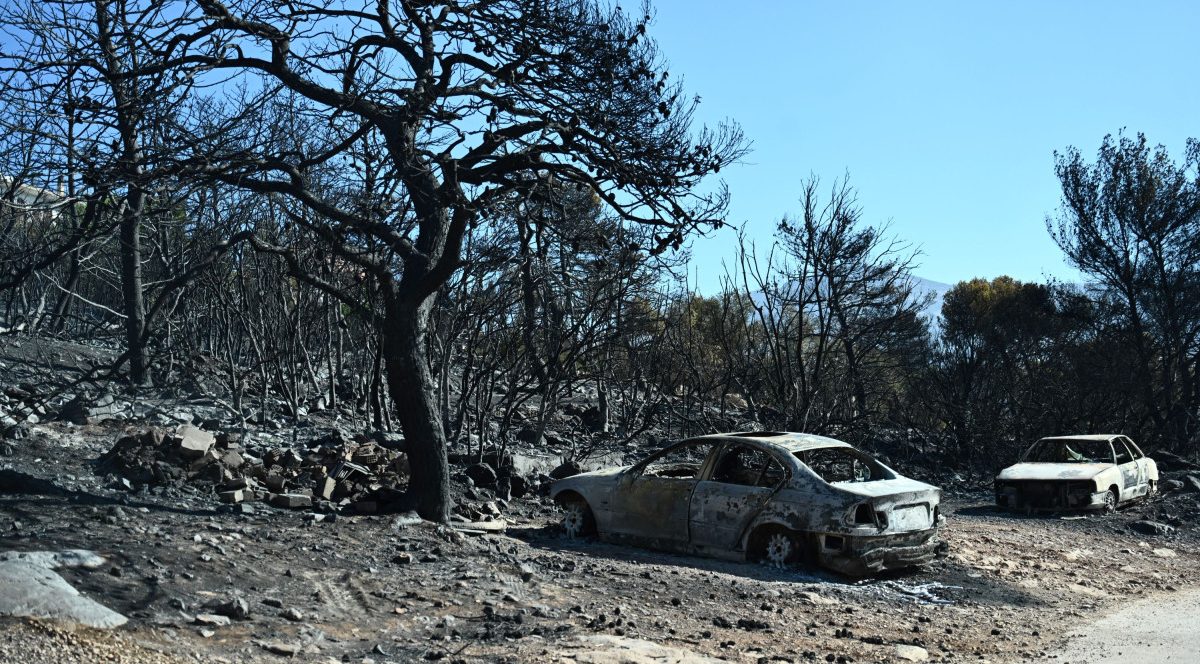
194 613 232 627
550 460 583 480
1131 520 1175 536
465 462 498 487
894 644 930 662
208 596 250 620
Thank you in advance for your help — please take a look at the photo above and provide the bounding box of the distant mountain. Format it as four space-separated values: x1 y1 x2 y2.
910 276 953 323
744 275 954 326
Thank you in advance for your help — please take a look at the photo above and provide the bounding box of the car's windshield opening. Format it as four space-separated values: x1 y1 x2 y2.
1023 439 1115 464
795 448 892 483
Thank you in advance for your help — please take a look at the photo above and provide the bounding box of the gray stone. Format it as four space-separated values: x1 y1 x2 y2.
0 550 127 628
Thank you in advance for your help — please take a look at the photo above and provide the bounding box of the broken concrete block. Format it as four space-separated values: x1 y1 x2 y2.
218 490 245 504
174 425 215 460
270 493 312 509
317 477 336 500
222 477 250 491
190 447 222 471
220 450 245 470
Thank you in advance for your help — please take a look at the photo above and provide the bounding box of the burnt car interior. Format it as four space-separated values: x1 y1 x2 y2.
711 445 786 488
796 448 891 483
1024 439 1115 464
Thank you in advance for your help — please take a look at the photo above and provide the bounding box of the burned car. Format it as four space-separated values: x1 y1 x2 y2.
550 431 946 576
994 434 1158 512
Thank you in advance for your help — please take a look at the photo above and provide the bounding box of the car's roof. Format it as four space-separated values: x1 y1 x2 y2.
684 431 852 453
1037 434 1123 442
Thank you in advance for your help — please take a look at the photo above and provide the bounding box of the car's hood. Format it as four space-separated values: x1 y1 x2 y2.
996 463 1112 481
828 477 940 501
549 465 629 493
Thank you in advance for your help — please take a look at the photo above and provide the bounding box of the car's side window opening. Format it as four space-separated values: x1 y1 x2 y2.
1114 439 1133 464
1120 437 1143 459
796 448 888 483
642 444 711 479
710 445 785 488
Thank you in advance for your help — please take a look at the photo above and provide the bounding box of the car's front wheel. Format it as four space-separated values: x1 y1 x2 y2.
1103 487 1119 513
558 497 596 539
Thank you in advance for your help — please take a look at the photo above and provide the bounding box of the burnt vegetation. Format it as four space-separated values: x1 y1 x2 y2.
1 0 1199 524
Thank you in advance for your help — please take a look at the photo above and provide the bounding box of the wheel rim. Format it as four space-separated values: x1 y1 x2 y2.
764 532 793 566
562 502 587 538
1104 490 1117 512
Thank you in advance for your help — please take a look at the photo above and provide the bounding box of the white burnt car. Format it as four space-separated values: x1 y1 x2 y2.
994 434 1158 512
550 431 946 576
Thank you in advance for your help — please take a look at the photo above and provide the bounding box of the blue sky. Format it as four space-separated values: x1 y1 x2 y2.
647 1 1200 288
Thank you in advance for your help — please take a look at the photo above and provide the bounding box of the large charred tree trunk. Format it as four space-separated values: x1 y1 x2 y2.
382 293 451 522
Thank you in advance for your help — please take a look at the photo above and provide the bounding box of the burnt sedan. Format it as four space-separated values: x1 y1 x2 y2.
994 434 1158 513
550 431 946 577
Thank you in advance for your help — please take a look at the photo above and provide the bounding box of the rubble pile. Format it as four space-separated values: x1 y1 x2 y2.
0 383 46 440
98 426 412 514
60 391 124 426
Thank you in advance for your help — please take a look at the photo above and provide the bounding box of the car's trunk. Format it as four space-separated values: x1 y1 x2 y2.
835 479 941 533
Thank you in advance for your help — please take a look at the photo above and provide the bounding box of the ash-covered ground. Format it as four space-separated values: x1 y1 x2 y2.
2 337 1200 663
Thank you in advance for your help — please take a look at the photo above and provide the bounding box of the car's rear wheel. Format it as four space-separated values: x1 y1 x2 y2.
559 497 596 539
1103 487 1119 513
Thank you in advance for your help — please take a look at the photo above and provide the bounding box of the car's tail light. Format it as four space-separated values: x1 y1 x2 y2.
853 503 874 524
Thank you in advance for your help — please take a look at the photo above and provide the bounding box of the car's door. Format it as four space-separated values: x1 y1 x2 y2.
1113 438 1141 495
689 443 788 552
1118 436 1149 495
608 441 716 545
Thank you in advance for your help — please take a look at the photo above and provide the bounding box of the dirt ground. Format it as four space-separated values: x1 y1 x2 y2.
3 418 1200 664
